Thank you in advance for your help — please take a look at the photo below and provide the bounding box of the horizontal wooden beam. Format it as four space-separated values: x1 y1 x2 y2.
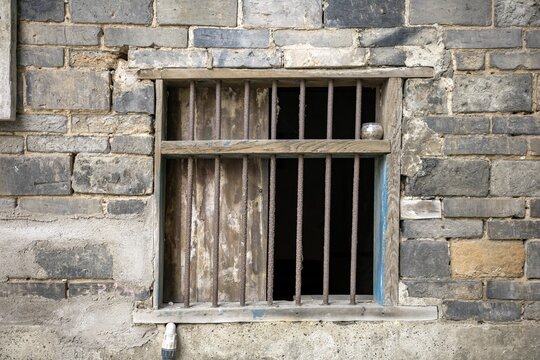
161 139 390 157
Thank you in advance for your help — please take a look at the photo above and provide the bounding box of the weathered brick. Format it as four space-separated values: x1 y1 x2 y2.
490 52 540 70
495 0 540 26
368 48 406 66
104 27 187 48
443 301 521 321
68 281 149 300
17 47 64 68
19 24 101 46
27 135 109 153
400 199 441 220
407 159 489 197
451 240 524 278
26 70 110 111
158 0 237 26
493 115 540 135
211 50 282 68
325 0 403 28
404 79 448 116
359 27 437 47
491 161 540 197
273 30 355 47
410 0 491 26
0 282 65 300
454 51 485 71
107 199 147 216
0 156 71 195
69 50 121 69
487 281 540 300
18 0 64 22
453 75 532 113
488 220 540 240
0 115 67 133
526 31 540 48
283 48 367 68
0 136 24 154
110 135 153 155
19 197 103 216
443 198 525 218
423 116 489 135
71 0 152 24
113 82 154 114
445 30 521 49
403 220 483 239
73 155 153 195
128 49 208 69
71 114 152 135
443 136 527 155
193 28 269 49
530 138 540 156
524 302 540 320
531 200 540 218
403 280 482 300
244 0 321 28
0 198 16 212
400 241 450 278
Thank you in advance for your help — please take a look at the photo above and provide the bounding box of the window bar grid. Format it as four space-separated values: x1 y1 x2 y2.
323 79 334 305
212 80 222 308
295 80 306 306
267 80 278 306
240 81 250 306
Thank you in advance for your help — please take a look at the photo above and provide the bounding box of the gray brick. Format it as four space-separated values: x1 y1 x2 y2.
244 0 321 28
19 24 101 46
104 27 188 48
0 115 67 133
26 70 110 111
490 52 540 70
493 115 540 135
0 198 16 212
410 0 491 26
359 27 437 47
407 159 489 197
491 161 540 197
193 28 269 49
400 199 441 220
0 156 71 195
402 219 483 239
73 155 153 195
107 199 147 216
445 30 521 49
27 135 109 153
273 30 355 47
19 197 103 216
526 31 540 48
443 135 527 155
531 199 540 218
454 51 485 71
0 282 65 300
443 198 525 218
211 49 282 68
524 302 540 320
110 135 153 155
71 0 152 24
488 220 540 240
68 282 149 300
423 116 490 135
368 48 406 66
530 138 540 156
113 81 155 114
0 136 24 154
128 49 208 69
158 0 237 26
18 0 64 22
283 48 367 68
527 240 540 278
487 281 540 300
404 280 482 300
443 301 521 321
325 0 403 28
495 0 540 26
404 79 448 116
17 47 64 67
69 50 121 69
400 241 450 278
71 114 152 135
453 75 532 113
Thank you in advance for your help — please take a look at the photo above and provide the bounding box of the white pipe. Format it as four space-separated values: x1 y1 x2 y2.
161 323 177 360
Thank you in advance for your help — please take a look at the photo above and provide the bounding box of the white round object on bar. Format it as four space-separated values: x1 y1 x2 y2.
361 123 384 140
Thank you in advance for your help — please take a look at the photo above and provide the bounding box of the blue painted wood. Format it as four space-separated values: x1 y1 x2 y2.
373 155 388 304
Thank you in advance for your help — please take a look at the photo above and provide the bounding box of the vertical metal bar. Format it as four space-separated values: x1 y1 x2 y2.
267 80 278 306
212 80 222 307
350 80 362 305
240 80 250 306
323 79 333 305
295 80 306 306
183 81 195 307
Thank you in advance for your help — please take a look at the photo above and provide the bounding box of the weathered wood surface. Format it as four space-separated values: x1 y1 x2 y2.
0 0 16 121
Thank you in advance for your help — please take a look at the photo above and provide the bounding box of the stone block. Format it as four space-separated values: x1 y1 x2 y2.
193 28 269 49
325 0 403 28
274 30 355 47
211 50 282 68
454 51 485 71
0 198 16 212
490 52 540 70
19 197 103 216
0 156 71 195
73 155 153 195
400 199 441 220
423 116 489 135
531 200 540 218
443 301 521 321
359 27 437 47
453 75 532 113
404 79 448 116
27 135 109 153
491 161 540 197
110 135 153 155
71 114 152 135
526 31 540 48
407 159 489 197
104 27 188 48
69 51 121 70
492 115 540 135
530 138 540 156
488 220 540 240
0 0 15 121
128 49 208 69
403 280 483 300
443 198 525 218
0 282 65 300
400 241 450 278
402 220 483 239
524 302 540 320
107 199 147 216
0 136 24 154
68 281 149 300
368 48 406 66
410 0 491 26
19 24 101 46
158 0 237 26
71 0 152 24
451 240 524 278
0 115 67 133
445 30 521 49
17 47 64 67
26 70 110 111
112 61 154 114
18 0 64 21
283 48 367 68
244 0 321 28
487 280 540 300
443 135 527 155
495 0 540 26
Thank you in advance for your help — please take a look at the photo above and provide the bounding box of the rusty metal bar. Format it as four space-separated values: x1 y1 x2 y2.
323 80 333 305
212 80 222 307
295 80 306 306
267 80 278 306
240 81 250 306
350 80 362 305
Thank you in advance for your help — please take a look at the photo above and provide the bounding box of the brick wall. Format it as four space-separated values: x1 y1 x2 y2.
0 0 539 358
